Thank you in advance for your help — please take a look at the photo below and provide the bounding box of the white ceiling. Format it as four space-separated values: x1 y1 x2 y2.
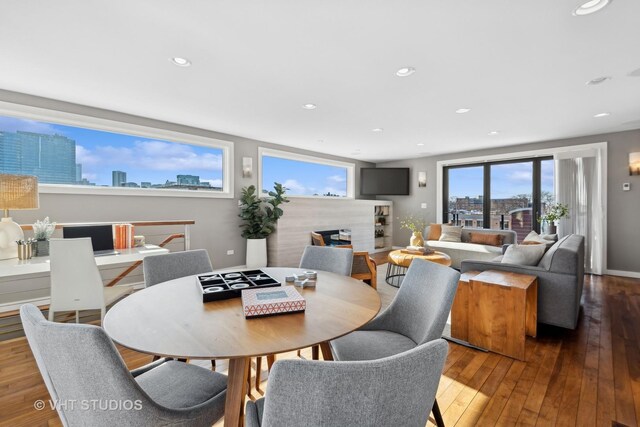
1 0 639 162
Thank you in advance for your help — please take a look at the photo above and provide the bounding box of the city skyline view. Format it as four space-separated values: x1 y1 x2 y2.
0 115 223 189
262 155 348 197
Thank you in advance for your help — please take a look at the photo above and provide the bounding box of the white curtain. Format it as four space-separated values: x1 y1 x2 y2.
555 149 605 274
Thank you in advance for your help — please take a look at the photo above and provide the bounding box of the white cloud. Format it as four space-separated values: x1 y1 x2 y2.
327 174 346 183
282 179 307 194
79 140 223 172
0 116 60 134
82 173 97 180
508 171 533 182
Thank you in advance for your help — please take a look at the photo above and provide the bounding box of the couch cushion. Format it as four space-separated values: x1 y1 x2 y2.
439 225 463 242
502 244 546 266
469 232 504 247
460 228 518 245
427 240 503 254
427 224 443 241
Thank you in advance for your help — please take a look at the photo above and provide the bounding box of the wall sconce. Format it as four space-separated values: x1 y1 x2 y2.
630 152 640 176
242 157 253 178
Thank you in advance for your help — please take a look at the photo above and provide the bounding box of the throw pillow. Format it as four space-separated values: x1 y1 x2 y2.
523 230 547 244
469 232 504 247
439 225 463 242
520 241 544 246
427 223 443 241
501 244 546 266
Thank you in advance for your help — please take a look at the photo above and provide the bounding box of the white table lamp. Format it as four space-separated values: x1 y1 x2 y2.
0 174 39 260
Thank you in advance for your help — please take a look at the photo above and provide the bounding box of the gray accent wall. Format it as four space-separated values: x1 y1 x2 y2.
376 129 640 274
0 89 374 269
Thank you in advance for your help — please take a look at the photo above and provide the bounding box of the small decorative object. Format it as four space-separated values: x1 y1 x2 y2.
133 235 145 247
630 152 640 175
16 239 35 260
418 171 427 188
239 183 289 268
304 271 317 279
242 286 306 318
400 214 428 247
538 203 570 235
32 216 56 257
242 157 253 178
0 174 39 260
285 275 296 282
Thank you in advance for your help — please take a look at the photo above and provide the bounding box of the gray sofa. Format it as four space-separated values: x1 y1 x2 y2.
460 234 585 329
425 227 517 269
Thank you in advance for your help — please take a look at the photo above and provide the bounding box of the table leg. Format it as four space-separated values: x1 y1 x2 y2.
224 357 250 427
319 341 333 361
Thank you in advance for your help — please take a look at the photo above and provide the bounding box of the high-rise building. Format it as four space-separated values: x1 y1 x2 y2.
0 130 76 184
177 174 200 185
112 170 126 187
75 163 82 183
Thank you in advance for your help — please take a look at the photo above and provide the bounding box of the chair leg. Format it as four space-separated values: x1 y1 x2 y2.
255 356 263 392
432 399 445 427
266 354 275 370
312 345 319 360
211 359 216 370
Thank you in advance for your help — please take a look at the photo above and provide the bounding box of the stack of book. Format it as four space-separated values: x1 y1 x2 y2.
113 224 135 250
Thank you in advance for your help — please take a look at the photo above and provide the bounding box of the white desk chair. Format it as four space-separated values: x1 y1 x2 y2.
48 238 133 323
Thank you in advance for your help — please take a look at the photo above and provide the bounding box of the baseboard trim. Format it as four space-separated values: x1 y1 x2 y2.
605 269 640 279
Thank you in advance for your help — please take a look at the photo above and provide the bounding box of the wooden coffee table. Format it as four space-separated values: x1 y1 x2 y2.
385 249 452 287
451 270 537 361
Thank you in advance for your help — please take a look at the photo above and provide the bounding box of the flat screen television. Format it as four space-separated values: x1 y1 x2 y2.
360 168 410 195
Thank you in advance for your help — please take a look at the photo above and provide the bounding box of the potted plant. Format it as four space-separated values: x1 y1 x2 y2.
400 214 427 247
239 183 288 268
32 217 56 257
538 203 569 234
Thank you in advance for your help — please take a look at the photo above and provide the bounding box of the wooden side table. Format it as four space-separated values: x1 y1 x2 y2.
385 249 452 287
451 270 537 361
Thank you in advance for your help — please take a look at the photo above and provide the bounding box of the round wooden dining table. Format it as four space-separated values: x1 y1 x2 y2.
103 267 381 427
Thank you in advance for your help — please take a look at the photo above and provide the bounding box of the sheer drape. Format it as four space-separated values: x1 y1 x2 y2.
555 151 604 274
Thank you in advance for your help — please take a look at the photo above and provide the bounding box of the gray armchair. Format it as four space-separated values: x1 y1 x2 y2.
245 339 449 427
329 259 460 427
460 234 585 329
143 249 213 287
20 304 227 427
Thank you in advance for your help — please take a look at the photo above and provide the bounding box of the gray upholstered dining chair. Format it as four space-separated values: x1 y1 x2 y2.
245 339 448 427
20 304 227 427
255 245 356 387
298 245 353 276
143 249 213 287
330 259 460 427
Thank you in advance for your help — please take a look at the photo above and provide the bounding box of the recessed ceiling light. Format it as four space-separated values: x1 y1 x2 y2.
396 67 416 77
302 103 317 110
372 128 384 132
593 112 611 118
488 131 500 136
170 57 191 67
456 108 472 114
417 143 425 146
573 0 612 16
586 76 611 85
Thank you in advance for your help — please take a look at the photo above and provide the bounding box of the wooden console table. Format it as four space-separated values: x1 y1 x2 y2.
451 270 537 361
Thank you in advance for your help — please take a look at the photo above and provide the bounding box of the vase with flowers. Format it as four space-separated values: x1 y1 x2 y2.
537 203 569 235
400 214 427 247
32 217 56 257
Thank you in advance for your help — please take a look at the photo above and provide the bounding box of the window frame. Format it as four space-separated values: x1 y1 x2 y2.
258 147 355 199
442 157 552 233
0 101 234 198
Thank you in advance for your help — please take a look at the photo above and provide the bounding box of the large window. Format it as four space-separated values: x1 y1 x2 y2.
443 157 554 240
259 148 355 198
0 111 233 197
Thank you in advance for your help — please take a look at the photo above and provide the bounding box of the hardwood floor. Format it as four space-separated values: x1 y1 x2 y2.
1 271 639 426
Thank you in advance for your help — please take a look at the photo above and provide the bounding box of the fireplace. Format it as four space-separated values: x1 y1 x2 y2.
313 229 351 246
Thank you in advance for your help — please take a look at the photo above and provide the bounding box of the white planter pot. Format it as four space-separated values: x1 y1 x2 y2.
246 238 267 269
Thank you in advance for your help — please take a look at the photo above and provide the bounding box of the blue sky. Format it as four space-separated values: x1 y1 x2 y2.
448 160 554 199
262 156 347 196
0 116 223 187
